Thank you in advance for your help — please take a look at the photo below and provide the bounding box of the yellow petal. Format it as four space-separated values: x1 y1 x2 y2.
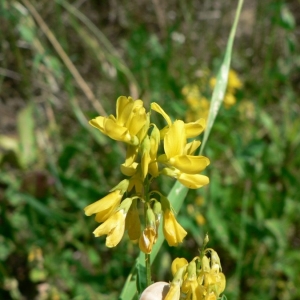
164 120 186 158
177 173 209 189
171 258 188 276
93 210 126 247
148 161 159 178
184 140 201 155
185 118 206 138
104 118 133 143
120 162 138 177
141 136 151 179
169 155 210 174
124 145 139 167
127 104 147 136
151 102 172 126
84 190 122 217
163 210 187 246
116 96 132 125
89 116 106 133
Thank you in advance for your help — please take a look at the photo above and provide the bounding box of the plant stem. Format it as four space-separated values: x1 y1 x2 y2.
145 253 151 287
144 177 152 287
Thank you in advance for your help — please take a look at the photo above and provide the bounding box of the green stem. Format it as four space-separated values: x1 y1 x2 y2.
144 177 152 287
145 253 151 287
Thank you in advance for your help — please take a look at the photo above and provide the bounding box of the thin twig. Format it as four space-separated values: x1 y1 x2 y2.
21 0 106 116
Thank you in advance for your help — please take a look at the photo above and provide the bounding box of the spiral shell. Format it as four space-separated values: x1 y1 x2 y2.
139 281 170 300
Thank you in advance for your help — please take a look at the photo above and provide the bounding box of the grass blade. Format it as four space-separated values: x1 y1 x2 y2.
200 0 244 154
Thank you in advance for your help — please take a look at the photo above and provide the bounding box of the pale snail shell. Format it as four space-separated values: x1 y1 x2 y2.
139 281 170 300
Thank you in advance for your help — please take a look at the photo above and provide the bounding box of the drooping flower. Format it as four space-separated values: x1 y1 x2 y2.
93 210 126 247
84 179 129 223
89 96 147 145
163 209 187 246
93 198 133 247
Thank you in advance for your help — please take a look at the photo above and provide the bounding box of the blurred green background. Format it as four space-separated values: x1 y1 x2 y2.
1 0 300 299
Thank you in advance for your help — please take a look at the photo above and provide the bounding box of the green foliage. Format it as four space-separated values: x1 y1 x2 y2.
0 0 300 299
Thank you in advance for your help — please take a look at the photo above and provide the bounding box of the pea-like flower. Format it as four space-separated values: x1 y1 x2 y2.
158 120 210 174
93 198 133 247
93 210 127 247
90 96 147 145
163 209 187 246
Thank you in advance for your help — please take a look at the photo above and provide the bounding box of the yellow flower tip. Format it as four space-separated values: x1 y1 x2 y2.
84 190 122 223
163 209 187 247
151 102 172 126
171 257 188 276
177 173 210 189
184 118 206 138
93 210 126 247
170 155 210 174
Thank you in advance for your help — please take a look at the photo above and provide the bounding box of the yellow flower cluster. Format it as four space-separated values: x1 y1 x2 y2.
165 247 226 300
183 69 243 122
84 96 210 252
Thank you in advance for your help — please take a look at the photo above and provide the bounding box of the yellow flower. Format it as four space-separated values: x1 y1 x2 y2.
195 213 206 225
182 267 205 300
93 197 133 247
227 69 242 90
89 96 147 145
163 209 187 246
182 84 201 99
84 190 123 223
223 92 236 108
158 120 210 174
93 210 126 247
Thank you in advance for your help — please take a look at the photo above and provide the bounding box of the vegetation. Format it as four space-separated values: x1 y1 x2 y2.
0 0 299 299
